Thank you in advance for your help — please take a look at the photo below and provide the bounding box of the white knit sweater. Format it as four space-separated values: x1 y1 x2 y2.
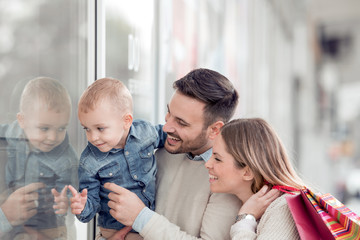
230 194 300 240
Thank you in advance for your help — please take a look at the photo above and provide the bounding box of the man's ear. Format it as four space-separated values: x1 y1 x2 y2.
123 113 133 129
208 120 224 140
17 112 25 129
243 166 255 181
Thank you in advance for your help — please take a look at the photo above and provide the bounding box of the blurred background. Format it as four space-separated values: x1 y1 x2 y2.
0 0 359 238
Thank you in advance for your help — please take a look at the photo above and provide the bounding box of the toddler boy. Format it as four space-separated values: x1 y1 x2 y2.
69 78 166 239
0 77 78 240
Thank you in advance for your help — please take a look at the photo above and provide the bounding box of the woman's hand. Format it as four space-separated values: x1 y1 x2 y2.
239 185 280 220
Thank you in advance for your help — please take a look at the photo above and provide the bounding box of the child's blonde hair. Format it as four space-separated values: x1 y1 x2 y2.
78 77 133 114
20 77 71 114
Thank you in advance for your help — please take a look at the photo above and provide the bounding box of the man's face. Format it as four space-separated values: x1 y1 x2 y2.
163 91 211 156
18 108 70 152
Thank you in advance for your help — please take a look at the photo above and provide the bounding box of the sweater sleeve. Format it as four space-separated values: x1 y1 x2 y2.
140 192 241 240
256 196 299 240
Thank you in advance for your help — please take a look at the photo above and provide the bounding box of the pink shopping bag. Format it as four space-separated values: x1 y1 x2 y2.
286 188 360 240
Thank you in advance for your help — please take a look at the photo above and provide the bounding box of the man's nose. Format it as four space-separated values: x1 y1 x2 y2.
163 119 175 133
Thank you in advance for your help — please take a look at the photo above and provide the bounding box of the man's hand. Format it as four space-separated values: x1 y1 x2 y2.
239 185 281 220
104 182 145 226
51 185 69 215
1 182 44 226
68 185 87 215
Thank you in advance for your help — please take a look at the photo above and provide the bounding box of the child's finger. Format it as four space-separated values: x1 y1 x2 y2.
80 188 88 198
51 188 60 197
68 185 78 197
60 185 68 196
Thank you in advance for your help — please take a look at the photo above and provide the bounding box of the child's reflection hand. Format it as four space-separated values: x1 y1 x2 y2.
51 185 69 215
68 184 87 215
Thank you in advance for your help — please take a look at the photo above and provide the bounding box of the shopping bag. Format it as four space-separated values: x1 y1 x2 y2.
286 188 360 240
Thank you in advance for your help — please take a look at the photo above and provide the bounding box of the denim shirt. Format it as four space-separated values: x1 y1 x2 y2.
0 121 79 230
77 119 166 230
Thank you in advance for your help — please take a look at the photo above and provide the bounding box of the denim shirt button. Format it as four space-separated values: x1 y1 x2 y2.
40 172 44 176
125 151 129 155
143 189 146 193
133 175 138 179
109 173 113 176
147 152 151 156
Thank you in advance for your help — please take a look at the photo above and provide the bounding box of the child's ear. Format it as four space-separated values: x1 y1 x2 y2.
123 113 133 129
17 112 25 129
243 166 255 181
208 120 224 140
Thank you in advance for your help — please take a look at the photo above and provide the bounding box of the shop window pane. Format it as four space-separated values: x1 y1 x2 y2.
0 0 88 239
105 0 156 122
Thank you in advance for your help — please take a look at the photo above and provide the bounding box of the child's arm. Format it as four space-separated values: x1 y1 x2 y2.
154 124 167 148
68 185 88 215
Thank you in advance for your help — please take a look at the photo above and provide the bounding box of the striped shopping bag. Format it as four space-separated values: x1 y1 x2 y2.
286 188 360 240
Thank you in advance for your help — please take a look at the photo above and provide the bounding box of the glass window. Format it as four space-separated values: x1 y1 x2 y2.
0 0 88 239
104 0 157 122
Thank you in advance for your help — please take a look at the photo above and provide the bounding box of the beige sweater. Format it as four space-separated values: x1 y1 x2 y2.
126 148 241 240
230 195 300 240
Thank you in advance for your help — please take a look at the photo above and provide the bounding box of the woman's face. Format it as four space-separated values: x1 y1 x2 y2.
205 135 253 200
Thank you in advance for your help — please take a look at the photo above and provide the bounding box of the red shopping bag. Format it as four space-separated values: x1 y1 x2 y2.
286 188 360 240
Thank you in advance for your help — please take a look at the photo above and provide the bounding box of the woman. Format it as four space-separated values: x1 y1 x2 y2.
205 118 303 239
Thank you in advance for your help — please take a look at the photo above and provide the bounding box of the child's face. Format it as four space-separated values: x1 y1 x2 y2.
17 107 70 152
78 99 132 152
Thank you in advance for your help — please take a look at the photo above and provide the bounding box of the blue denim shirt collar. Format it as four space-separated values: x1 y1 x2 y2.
186 148 213 162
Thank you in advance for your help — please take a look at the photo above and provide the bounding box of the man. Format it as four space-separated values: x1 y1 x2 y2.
105 68 273 239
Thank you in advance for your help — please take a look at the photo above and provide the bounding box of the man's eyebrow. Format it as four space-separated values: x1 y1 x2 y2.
167 104 190 126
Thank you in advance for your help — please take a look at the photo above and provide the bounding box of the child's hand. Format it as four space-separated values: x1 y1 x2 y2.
68 185 87 215
108 226 132 240
51 185 69 215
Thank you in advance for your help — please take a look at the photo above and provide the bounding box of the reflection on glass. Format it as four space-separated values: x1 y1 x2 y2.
0 77 79 239
0 1 88 239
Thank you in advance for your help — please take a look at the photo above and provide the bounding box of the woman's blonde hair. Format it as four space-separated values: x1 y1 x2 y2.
221 118 304 193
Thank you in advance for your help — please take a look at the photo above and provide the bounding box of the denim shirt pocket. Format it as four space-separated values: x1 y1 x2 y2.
98 161 122 183
139 144 156 173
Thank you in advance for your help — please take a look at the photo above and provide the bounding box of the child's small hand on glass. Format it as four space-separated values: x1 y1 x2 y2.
51 185 69 215
68 185 87 215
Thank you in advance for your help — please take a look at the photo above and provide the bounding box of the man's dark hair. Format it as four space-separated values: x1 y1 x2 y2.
173 68 239 128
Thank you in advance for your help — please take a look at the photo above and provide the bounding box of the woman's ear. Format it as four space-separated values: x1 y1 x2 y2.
123 113 133 129
243 166 255 181
17 112 25 129
208 120 224 140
